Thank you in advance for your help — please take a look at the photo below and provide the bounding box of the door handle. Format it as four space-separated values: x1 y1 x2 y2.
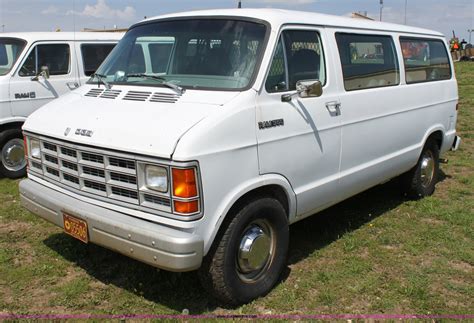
325 101 341 115
66 82 80 90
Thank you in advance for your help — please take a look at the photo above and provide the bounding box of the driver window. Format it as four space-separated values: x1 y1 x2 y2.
19 44 70 77
265 30 325 93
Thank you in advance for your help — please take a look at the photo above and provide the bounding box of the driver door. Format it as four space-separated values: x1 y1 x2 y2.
9 42 76 117
256 27 342 219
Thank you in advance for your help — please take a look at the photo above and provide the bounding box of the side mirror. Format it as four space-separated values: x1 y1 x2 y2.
31 66 50 81
297 80 323 98
281 80 323 102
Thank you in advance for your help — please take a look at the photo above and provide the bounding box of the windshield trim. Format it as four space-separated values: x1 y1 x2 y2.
88 16 272 92
0 37 27 76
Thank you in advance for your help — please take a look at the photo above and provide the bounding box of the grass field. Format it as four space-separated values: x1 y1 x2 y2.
0 63 472 316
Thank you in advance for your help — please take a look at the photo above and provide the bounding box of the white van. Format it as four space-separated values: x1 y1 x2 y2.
19 9 461 304
0 32 123 178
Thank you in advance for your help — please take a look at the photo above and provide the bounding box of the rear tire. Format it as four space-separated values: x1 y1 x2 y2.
199 197 289 305
0 128 27 179
401 138 440 199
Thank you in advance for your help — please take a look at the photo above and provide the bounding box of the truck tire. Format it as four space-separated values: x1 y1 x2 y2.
199 197 289 305
0 128 27 179
401 138 440 199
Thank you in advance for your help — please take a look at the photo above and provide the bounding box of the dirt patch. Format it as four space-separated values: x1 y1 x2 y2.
449 260 473 273
0 221 30 235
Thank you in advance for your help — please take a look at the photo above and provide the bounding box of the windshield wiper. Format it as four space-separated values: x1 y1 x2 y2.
126 73 185 95
90 73 111 90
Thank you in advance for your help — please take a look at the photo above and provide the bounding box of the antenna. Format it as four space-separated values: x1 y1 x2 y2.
238 1 242 8
379 0 383 21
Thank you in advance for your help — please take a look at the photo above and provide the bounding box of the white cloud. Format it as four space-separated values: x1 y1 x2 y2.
67 0 136 21
41 5 59 15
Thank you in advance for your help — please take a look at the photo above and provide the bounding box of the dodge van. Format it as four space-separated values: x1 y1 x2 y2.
19 9 461 304
0 32 123 178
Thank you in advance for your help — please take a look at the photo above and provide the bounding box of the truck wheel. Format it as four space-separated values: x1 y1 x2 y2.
401 138 440 199
0 128 27 179
199 197 289 305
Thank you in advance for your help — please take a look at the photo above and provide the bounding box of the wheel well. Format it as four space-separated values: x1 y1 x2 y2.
427 130 443 149
0 122 24 134
228 185 290 219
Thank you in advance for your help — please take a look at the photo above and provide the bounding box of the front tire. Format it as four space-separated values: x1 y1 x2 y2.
0 128 27 179
401 138 440 199
199 197 289 305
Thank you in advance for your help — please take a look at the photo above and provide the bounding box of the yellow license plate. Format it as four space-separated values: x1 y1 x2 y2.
63 213 88 243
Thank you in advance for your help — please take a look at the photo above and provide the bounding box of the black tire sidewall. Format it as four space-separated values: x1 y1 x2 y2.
221 198 289 304
0 128 27 179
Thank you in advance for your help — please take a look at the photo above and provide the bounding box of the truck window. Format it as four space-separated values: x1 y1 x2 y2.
147 37 175 74
81 44 116 76
93 19 267 90
19 44 70 77
265 30 326 93
400 38 451 83
335 33 399 91
0 38 26 76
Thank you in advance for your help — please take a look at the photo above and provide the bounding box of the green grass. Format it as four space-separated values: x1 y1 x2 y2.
0 63 473 316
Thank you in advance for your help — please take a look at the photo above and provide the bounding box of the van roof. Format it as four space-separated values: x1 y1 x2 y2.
141 8 444 38
0 32 124 43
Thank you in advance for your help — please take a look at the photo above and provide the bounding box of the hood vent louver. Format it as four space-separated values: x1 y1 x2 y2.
85 88 181 103
123 91 152 101
100 89 122 99
149 92 181 104
84 88 104 97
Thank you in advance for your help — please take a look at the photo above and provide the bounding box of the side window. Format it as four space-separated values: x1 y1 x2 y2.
265 30 326 93
335 33 399 91
19 44 70 77
400 38 451 83
128 44 145 74
265 38 286 92
81 44 116 76
148 38 175 74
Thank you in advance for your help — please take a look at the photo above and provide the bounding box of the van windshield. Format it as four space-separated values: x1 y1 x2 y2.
92 19 268 90
0 38 26 76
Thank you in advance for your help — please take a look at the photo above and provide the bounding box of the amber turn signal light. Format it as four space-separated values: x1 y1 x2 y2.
174 200 199 214
172 168 197 198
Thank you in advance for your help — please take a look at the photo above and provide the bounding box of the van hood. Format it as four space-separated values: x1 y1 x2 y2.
23 85 238 159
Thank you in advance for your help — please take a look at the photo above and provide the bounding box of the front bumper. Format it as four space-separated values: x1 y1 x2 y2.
19 179 204 272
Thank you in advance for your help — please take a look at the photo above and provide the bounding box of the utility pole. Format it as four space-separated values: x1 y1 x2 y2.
404 0 408 24
379 0 384 22
238 1 242 8
468 29 473 44
1 24 4 33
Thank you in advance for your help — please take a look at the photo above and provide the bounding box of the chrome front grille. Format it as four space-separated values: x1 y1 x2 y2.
28 138 172 213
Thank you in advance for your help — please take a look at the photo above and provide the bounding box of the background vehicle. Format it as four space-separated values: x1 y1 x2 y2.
19 10 460 304
0 32 123 178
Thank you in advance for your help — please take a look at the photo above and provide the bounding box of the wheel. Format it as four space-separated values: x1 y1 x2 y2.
0 128 27 179
199 197 289 305
401 138 440 199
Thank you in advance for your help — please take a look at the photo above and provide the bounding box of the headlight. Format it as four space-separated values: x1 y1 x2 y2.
30 139 41 159
145 165 168 192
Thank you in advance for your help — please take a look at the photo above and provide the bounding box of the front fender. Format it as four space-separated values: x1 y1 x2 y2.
203 173 296 254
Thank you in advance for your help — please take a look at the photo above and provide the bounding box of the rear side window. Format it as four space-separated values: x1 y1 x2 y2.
19 44 70 77
400 38 451 83
81 44 116 76
335 33 399 91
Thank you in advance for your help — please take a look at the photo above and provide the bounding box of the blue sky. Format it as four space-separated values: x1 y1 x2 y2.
0 0 473 42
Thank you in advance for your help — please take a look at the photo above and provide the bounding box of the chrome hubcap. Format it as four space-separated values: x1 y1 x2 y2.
2 138 26 172
420 151 435 188
237 220 274 282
